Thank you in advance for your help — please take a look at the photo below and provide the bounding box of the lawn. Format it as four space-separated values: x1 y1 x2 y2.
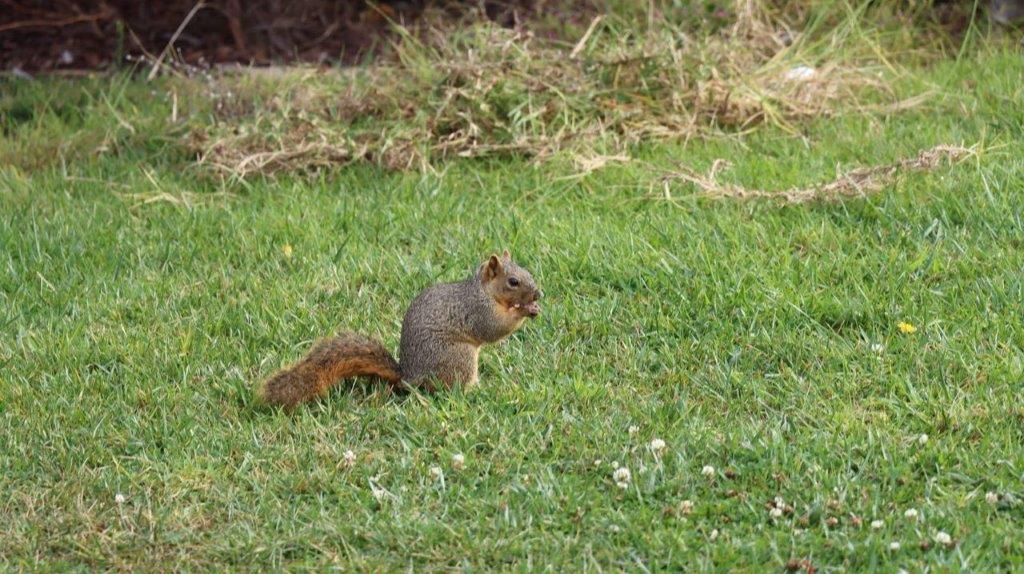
2 36 1024 573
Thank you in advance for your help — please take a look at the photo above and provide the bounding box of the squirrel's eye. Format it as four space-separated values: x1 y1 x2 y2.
507 277 520 288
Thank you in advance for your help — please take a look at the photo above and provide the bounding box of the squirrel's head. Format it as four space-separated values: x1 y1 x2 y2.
479 250 542 318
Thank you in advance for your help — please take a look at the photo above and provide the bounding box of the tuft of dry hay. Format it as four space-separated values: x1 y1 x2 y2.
662 144 973 204
188 2 933 178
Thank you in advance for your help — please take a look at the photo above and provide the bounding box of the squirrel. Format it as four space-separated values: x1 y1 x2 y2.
258 251 542 409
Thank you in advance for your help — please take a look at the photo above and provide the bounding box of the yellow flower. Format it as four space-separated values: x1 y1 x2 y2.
898 321 917 334
282 244 293 258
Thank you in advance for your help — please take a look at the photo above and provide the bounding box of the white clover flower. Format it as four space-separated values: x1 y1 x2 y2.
593 459 602 467
452 453 465 471
343 450 356 465
115 493 126 505
650 438 667 455
709 528 719 541
784 65 816 81
871 343 885 353
889 541 901 551
918 434 929 445
701 465 716 478
429 466 444 481
774 496 785 507
986 491 999 505
904 508 919 521
628 425 639 436
680 500 694 515
612 461 620 469
613 467 632 489
769 507 783 519
871 519 884 530
934 531 952 546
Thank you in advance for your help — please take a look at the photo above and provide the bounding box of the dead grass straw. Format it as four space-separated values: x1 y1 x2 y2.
189 2 934 178
662 144 973 203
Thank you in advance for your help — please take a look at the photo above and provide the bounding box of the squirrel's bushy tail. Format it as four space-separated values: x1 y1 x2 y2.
259 333 401 409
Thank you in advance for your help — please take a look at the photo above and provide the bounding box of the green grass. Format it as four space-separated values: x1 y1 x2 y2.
3 47 1024 571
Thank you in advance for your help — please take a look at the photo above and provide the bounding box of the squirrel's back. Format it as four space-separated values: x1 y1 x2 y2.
399 280 483 389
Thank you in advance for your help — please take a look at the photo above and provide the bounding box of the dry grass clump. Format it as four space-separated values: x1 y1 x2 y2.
661 144 973 203
190 1 926 177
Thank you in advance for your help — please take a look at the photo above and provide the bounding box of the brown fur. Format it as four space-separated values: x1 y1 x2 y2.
258 333 400 409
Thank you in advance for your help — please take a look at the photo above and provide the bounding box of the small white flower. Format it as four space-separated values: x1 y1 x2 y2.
613 467 632 489
769 507 783 519
871 343 885 353
343 450 356 465
701 465 716 478
986 491 999 505
115 493 126 505
709 528 719 541
871 519 884 530
680 500 694 515
904 508 919 521
918 434 929 445
889 541 901 551
774 496 785 507
609 524 621 533
783 65 816 81
934 531 952 546
429 466 444 481
612 461 620 469
452 453 465 471
593 459 602 467
650 438 667 455
628 425 639 435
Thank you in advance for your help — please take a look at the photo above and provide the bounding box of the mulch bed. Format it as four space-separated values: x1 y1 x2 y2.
0 0 543 72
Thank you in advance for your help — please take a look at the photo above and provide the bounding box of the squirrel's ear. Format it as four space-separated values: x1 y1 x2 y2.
502 249 511 261
482 254 502 281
